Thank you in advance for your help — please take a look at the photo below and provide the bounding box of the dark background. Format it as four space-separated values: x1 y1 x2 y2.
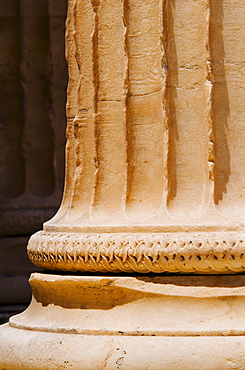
0 0 68 323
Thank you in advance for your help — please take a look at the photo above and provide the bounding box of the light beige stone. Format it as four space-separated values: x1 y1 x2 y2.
2 1 245 369
2 273 245 369
27 0 245 274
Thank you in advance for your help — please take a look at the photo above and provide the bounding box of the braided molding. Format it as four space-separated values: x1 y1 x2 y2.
27 230 245 273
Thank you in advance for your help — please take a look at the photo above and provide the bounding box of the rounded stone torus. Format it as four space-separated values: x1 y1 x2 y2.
28 0 245 274
2 273 245 369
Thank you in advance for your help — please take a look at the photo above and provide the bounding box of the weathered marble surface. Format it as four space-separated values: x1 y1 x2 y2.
2 273 245 369
28 0 245 274
2 1 245 368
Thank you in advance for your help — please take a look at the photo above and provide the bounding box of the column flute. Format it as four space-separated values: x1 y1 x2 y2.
28 0 245 274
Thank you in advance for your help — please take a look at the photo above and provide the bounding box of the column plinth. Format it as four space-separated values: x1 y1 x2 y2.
2 273 245 369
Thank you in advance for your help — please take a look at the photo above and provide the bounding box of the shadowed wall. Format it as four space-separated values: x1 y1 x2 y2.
0 0 68 313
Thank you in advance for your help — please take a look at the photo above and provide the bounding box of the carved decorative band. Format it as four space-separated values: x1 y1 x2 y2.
27 231 245 273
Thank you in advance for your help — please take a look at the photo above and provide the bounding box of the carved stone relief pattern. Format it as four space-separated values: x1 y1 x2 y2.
28 0 245 273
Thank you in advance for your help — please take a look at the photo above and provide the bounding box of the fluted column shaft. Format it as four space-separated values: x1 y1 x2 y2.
28 0 245 274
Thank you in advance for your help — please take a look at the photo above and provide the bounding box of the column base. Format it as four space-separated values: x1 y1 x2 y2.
28 230 245 273
1 273 245 369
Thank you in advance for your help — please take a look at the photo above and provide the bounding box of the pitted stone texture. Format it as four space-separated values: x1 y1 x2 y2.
28 0 245 273
2 273 245 369
28 230 245 273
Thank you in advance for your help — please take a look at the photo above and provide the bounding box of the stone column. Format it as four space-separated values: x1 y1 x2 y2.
27 0 245 275
2 0 245 369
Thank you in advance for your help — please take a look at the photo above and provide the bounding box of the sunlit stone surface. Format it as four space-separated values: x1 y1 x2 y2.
27 0 245 274
2 1 245 369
